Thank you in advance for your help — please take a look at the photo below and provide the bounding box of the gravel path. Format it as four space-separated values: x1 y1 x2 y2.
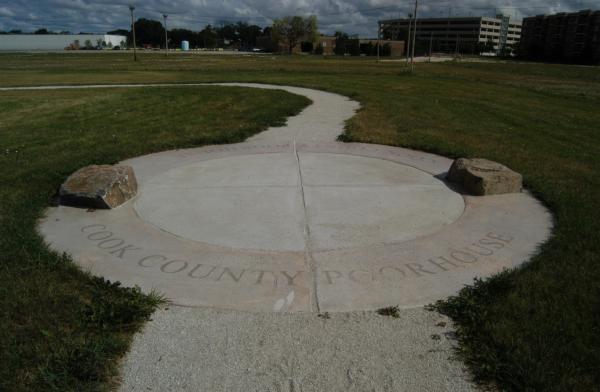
120 306 475 392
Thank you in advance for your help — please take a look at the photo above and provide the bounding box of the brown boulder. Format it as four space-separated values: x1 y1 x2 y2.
60 165 138 209
447 158 522 196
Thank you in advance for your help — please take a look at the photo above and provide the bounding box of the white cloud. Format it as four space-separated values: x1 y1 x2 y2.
0 6 15 17
0 0 598 35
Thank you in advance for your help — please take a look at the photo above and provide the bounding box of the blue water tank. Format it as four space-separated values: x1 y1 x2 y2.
181 41 190 51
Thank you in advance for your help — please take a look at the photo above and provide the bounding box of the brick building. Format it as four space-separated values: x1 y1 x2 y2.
257 34 405 57
314 36 337 55
520 9 600 64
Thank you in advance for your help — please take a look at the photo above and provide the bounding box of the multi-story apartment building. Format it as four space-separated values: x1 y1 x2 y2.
379 15 522 55
520 10 600 64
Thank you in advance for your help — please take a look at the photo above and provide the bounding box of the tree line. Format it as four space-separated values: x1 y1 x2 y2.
110 16 393 56
108 19 267 50
116 16 321 52
2 16 395 57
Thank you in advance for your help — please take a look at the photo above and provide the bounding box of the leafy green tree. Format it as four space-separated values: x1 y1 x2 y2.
220 23 237 43
200 25 218 48
300 41 313 53
271 15 318 54
381 43 391 56
235 22 263 49
499 43 514 57
360 42 376 56
483 38 495 53
65 40 80 50
334 31 349 55
168 28 195 48
333 32 359 56
348 37 360 56
476 41 486 55
134 18 165 47
107 29 129 36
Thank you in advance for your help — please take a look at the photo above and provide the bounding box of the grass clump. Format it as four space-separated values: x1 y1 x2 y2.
376 306 401 318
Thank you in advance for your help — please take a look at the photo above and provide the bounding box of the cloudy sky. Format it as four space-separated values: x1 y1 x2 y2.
0 0 597 36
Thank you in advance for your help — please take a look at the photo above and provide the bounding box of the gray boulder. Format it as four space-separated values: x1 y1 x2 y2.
447 158 522 196
60 165 138 209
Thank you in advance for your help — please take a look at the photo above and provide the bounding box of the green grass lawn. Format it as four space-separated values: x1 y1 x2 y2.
1 52 599 391
0 84 310 391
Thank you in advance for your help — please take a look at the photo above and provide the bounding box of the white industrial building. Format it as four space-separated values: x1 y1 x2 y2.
0 34 127 51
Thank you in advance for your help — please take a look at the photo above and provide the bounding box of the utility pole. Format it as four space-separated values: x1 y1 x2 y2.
429 32 433 62
410 0 418 71
163 14 169 57
129 5 137 62
455 33 460 57
377 21 381 62
406 14 412 63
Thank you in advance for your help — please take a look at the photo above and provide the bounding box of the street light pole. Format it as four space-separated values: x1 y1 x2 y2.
410 0 418 71
163 14 169 57
429 31 433 62
406 14 412 64
455 33 460 57
377 21 381 62
129 5 137 62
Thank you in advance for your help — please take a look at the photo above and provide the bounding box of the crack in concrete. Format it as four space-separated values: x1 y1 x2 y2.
294 138 320 313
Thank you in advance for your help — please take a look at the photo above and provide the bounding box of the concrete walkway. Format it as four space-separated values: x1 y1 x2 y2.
21 83 552 391
121 306 474 392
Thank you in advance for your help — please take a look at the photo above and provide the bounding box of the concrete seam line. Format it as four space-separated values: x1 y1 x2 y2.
294 138 320 313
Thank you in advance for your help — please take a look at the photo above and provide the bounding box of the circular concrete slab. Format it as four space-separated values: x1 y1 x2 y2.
134 153 464 252
36 83 553 313
39 141 552 313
